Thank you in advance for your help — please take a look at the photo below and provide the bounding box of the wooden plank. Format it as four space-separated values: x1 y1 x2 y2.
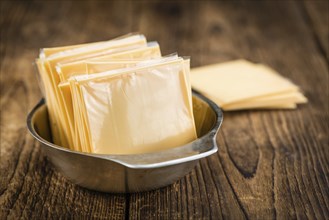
0 1 130 219
303 0 329 61
0 1 328 219
128 1 329 219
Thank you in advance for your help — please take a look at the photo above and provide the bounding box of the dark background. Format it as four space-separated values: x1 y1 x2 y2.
1 1 328 219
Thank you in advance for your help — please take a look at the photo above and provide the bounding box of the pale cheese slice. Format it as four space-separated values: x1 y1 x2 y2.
38 34 147 149
258 104 297 109
88 42 161 62
57 42 160 81
224 104 298 111
221 91 307 110
69 79 91 152
191 60 299 106
86 43 161 74
42 34 142 57
58 48 162 149
41 41 104 57
71 58 196 154
36 59 63 145
238 91 307 104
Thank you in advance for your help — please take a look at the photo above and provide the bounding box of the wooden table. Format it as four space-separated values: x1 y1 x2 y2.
1 1 328 219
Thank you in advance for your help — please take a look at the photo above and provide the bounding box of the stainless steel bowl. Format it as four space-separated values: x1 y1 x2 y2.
27 91 223 193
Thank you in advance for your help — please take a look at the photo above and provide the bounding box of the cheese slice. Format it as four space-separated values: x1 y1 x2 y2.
36 59 63 145
44 32 148 57
41 41 104 57
191 60 299 106
70 57 197 154
86 42 161 74
69 79 91 152
256 104 297 109
238 91 307 104
41 33 140 57
220 91 307 110
57 42 160 80
88 42 161 62
56 44 148 82
58 47 162 149
38 34 147 149
224 104 298 111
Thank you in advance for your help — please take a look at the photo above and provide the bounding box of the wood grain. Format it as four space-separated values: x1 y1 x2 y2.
0 1 128 219
1 1 328 219
303 1 329 61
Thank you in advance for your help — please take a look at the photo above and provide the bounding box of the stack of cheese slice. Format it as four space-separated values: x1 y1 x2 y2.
191 60 307 111
36 34 197 154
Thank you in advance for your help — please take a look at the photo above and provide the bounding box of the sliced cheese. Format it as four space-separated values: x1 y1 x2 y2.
36 59 63 145
224 104 298 111
257 104 297 109
41 41 104 57
221 91 307 110
70 57 197 154
57 46 162 149
56 44 149 82
86 43 161 74
57 42 161 81
88 42 161 62
38 34 147 149
41 33 141 57
191 60 299 106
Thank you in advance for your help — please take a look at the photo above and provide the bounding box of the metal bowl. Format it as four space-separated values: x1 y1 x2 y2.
27 91 223 193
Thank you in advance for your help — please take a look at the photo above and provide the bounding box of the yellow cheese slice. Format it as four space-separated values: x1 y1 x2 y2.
71 57 196 154
221 91 307 110
41 41 104 57
57 42 160 81
41 33 139 57
38 34 147 149
88 42 161 62
225 104 297 111
69 79 91 152
57 47 162 150
191 60 304 105
243 92 306 104
36 59 63 145
49 36 147 82
66 56 180 149
55 44 146 81
258 104 297 109
86 43 161 74
183 59 193 114
191 60 299 106
84 56 194 129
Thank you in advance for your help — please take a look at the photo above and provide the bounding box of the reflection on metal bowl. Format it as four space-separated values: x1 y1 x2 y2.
27 91 223 193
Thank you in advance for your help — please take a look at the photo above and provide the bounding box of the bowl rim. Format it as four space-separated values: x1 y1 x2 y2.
27 91 223 169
